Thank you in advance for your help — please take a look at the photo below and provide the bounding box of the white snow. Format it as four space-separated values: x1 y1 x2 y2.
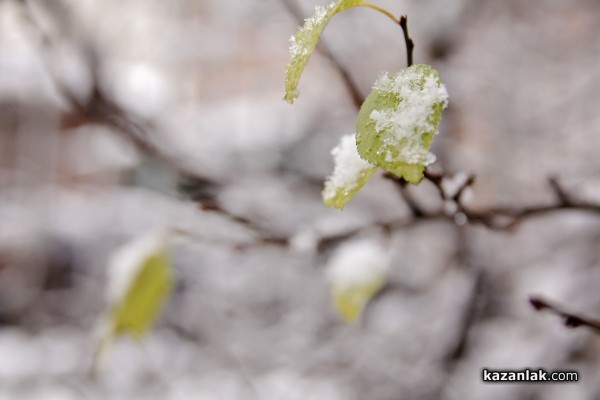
322 133 376 202
369 69 449 165
326 239 389 290
288 3 334 58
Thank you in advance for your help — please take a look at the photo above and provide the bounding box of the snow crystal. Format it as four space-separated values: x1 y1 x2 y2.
322 133 376 203
288 3 335 59
369 69 449 165
285 1 339 103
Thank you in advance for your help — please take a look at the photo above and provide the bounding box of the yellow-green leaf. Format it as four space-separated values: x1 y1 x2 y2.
326 240 388 323
356 64 449 184
323 133 378 209
106 232 173 339
284 0 364 103
332 279 386 323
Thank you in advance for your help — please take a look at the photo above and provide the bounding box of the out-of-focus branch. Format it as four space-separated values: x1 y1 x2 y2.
18 0 295 249
195 201 289 249
313 171 600 254
384 172 426 218
529 295 600 334
385 172 600 231
444 266 484 362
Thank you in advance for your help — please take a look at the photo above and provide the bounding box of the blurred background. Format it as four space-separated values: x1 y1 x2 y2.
1 0 600 399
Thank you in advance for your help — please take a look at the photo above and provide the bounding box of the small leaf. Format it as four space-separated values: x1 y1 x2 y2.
323 133 378 209
106 231 174 339
284 0 364 103
326 240 388 323
356 64 449 184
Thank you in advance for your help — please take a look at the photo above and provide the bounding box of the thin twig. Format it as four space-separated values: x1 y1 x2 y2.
529 295 600 334
464 201 600 230
399 15 414 67
383 172 426 217
196 200 289 248
549 176 573 206
444 266 484 363
423 168 445 199
380 169 600 233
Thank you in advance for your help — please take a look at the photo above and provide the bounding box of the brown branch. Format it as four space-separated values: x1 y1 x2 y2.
399 15 414 67
385 170 600 231
549 175 573 205
529 295 600 334
460 177 600 229
383 172 426 217
196 200 289 249
444 266 484 363
452 175 476 203
423 168 445 199
315 172 600 254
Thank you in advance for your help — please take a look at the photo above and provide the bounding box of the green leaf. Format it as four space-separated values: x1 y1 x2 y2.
323 133 378 209
107 232 174 339
356 64 449 184
284 0 364 103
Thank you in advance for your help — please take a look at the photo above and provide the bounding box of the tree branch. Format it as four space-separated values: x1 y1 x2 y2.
529 295 600 334
386 171 600 231
399 15 414 67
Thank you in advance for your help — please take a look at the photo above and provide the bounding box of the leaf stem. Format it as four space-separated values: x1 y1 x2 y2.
355 3 399 24
345 5 415 68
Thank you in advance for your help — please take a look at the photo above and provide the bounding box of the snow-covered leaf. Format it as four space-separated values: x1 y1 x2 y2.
356 64 449 184
322 133 378 209
105 231 173 339
284 0 364 103
326 240 388 323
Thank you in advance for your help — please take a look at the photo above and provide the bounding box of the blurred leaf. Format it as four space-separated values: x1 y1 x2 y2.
105 232 173 340
284 0 364 103
332 278 386 323
356 64 449 184
327 240 388 323
322 133 377 209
